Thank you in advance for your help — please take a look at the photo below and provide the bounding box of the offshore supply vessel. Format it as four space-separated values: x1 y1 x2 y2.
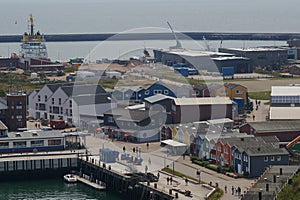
20 14 48 60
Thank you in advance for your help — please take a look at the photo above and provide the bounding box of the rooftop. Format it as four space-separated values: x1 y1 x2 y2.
271 85 300 96
173 97 232 106
0 130 64 141
269 107 300 120
144 94 175 104
245 120 300 132
0 120 8 130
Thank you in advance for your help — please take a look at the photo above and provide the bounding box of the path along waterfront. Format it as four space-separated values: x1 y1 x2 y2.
85 135 254 200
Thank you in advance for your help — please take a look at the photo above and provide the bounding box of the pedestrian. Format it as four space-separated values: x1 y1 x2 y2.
225 185 227 193
258 100 261 106
231 186 234 195
167 177 169 185
35 123 37 128
157 172 160 180
145 165 148 174
148 157 151 165
38 123 40 129
252 115 255 121
123 146 126 153
146 142 149 151
170 176 173 185
238 187 241 196
133 147 135 153
185 178 188 186
255 99 258 105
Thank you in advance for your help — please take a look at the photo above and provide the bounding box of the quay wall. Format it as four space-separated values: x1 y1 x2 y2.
0 156 78 181
0 154 173 200
0 32 299 43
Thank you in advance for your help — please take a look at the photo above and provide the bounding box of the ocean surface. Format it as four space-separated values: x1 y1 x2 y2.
0 0 297 61
0 179 121 200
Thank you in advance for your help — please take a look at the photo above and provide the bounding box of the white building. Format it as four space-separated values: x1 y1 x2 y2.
29 83 116 126
270 85 300 120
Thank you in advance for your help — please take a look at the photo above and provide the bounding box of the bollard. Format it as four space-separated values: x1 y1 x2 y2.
169 189 172 195
154 183 157 189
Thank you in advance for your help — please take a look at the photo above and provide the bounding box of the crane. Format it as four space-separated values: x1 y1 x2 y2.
29 14 34 36
167 21 182 49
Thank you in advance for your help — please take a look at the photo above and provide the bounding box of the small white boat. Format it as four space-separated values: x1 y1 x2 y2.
64 174 77 183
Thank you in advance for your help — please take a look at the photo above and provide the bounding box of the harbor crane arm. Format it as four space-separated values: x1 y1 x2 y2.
167 21 182 49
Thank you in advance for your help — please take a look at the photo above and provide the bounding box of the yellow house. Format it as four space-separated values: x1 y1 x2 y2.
224 83 248 104
213 83 248 104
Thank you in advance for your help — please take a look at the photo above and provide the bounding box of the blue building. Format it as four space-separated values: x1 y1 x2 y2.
233 141 289 177
112 82 177 102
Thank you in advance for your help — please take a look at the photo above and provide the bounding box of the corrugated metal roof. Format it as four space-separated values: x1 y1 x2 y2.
144 94 175 104
247 120 300 132
271 86 300 96
173 97 232 105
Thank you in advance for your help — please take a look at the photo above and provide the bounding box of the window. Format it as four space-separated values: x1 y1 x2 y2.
52 98 54 105
0 142 9 149
66 109 68 116
236 90 243 94
164 90 169 95
69 100 72 107
108 116 114 123
35 103 38 110
277 156 281 161
45 95 47 102
49 106 52 113
220 90 227 95
38 95 40 102
13 141 26 148
224 148 228 154
31 140 44 147
271 156 275 161
60 107 63 114
145 90 149 95
264 156 268 162
154 90 162 94
48 139 62 146
70 109 72 116
58 98 61 105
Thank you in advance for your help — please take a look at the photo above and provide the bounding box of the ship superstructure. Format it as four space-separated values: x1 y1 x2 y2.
20 14 48 60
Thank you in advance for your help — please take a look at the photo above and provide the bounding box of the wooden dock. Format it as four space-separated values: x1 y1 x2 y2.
75 175 106 190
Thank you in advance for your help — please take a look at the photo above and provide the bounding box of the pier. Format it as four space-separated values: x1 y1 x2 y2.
0 32 299 43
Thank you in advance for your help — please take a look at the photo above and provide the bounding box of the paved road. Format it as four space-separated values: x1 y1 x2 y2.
174 157 254 200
